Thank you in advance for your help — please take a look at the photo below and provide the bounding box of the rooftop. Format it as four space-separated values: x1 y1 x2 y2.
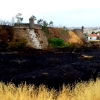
88 34 100 37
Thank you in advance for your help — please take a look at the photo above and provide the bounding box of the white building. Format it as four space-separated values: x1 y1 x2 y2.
88 33 100 40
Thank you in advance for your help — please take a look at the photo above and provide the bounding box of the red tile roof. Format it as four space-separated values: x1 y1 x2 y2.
88 34 100 37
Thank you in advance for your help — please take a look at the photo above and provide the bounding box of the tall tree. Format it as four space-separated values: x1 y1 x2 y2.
15 13 23 23
42 21 49 33
42 20 48 27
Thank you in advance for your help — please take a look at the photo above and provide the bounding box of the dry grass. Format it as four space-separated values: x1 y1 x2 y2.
68 31 83 45
0 79 100 100
47 27 69 42
47 28 83 46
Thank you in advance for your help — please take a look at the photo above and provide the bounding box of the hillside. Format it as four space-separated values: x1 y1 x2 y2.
14 28 48 49
68 31 83 45
47 27 83 45
0 25 84 50
13 27 84 49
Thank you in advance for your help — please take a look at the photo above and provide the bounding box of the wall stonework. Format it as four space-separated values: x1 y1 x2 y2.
14 28 48 49
14 23 42 29
14 17 47 49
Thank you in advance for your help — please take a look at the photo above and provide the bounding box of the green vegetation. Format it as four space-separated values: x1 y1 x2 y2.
7 38 27 51
37 19 49 33
42 21 49 34
37 18 53 34
65 42 72 47
48 38 66 48
48 38 73 49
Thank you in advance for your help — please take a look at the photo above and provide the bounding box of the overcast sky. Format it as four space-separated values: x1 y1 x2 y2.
0 0 100 27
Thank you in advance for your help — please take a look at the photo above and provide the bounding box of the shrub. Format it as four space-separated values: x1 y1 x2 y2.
7 38 27 51
48 38 66 48
65 42 72 48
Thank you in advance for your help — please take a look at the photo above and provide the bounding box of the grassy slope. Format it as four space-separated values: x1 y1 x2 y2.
47 27 83 45
68 31 83 45
0 78 100 100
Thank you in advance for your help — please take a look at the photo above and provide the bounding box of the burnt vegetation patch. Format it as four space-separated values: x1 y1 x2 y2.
0 48 100 89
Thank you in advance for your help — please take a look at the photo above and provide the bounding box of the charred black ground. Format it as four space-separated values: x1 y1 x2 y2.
0 48 100 89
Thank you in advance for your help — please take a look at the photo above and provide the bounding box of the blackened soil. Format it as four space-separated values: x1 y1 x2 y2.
0 48 100 89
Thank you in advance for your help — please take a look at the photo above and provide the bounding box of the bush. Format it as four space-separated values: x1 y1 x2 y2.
7 38 27 51
48 38 66 48
65 42 72 48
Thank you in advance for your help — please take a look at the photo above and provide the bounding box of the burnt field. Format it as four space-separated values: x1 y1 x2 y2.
0 48 100 89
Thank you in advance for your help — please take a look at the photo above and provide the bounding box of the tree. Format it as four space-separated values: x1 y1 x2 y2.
49 21 53 26
15 13 23 23
91 31 95 34
63 26 66 29
37 19 43 25
42 20 48 30
42 20 49 33
20 18 23 23
0 20 11 25
42 21 48 27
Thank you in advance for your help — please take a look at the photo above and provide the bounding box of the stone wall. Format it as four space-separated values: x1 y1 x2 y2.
14 28 48 49
14 23 42 29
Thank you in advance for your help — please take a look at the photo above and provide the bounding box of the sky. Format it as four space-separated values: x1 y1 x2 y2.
0 0 100 27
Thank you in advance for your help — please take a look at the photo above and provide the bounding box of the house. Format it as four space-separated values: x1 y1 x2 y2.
88 33 100 41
